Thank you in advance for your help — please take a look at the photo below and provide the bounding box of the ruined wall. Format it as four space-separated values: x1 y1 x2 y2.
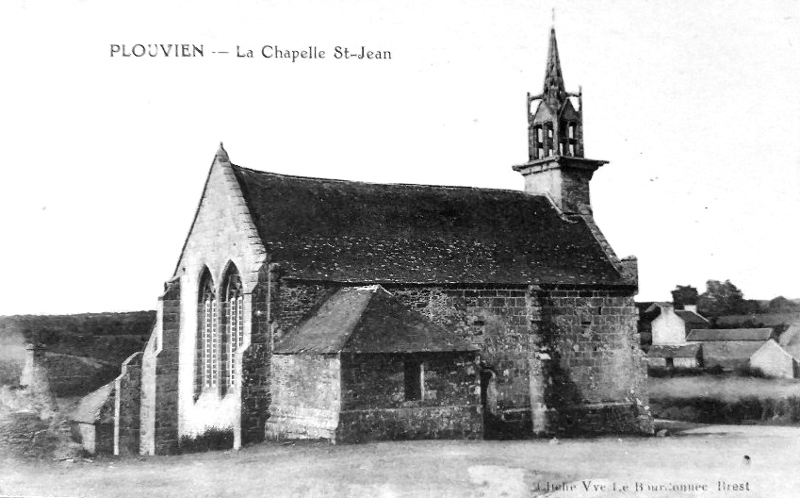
114 351 142 456
337 352 481 443
265 354 340 440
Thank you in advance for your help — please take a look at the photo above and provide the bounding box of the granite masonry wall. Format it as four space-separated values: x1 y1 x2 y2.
265 354 341 440
274 279 651 437
239 265 275 445
114 351 142 456
533 285 653 435
337 352 481 443
153 281 181 454
172 155 268 450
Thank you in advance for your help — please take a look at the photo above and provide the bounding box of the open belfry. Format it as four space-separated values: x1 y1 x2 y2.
105 27 652 455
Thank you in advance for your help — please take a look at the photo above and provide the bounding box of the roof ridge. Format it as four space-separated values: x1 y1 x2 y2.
231 163 528 196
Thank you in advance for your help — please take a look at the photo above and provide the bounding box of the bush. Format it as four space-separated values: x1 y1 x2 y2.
736 366 769 378
179 427 234 453
647 367 705 378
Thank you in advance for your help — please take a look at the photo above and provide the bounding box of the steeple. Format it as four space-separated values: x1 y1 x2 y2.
513 28 608 215
543 28 566 109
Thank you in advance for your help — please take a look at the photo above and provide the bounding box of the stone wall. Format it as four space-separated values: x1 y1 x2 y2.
171 154 268 448
240 265 275 445
273 280 336 335
337 352 481 443
154 280 181 454
385 284 539 433
139 320 159 455
265 354 340 440
271 279 651 437
534 285 652 435
114 351 142 456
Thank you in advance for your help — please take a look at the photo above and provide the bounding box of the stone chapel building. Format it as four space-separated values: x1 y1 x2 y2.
112 28 653 455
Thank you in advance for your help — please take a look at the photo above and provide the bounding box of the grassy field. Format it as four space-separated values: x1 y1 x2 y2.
2 424 800 497
648 375 800 402
648 375 800 424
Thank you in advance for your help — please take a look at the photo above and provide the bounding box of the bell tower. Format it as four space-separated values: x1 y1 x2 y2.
513 27 607 214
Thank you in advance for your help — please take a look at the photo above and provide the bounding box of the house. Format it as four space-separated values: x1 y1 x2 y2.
747 322 800 379
645 303 709 346
778 321 800 347
266 285 481 443
69 382 115 455
749 340 800 379
687 329 772 371
646 343 702 369
113 27 653 455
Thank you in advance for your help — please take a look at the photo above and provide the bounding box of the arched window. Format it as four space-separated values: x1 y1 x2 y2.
196 269 218 394
221 265 244 392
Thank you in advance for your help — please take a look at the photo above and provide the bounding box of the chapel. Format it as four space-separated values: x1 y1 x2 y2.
111 28 653 455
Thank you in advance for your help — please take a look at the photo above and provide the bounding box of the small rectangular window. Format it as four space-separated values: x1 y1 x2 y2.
404 360 423 401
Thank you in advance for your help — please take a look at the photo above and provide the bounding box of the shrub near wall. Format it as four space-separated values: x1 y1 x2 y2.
178 427 235 453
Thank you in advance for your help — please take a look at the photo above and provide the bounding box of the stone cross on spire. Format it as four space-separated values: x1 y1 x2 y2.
216 142 230 163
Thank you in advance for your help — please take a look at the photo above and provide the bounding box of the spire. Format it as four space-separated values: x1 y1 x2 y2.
543 27 566 107
216 142 229 163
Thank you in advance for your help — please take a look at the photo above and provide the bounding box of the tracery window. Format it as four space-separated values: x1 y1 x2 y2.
200 272 219 389
222 267 244 391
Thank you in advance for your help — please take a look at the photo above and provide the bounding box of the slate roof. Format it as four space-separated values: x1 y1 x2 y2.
702 342 765 370
783 343 800 361
647 343 701 358
70 382 114 424
715 313 800 328
231 166 626 286
674 310 709 326
779 322 800 347
686 328 772 342
274 286 478 354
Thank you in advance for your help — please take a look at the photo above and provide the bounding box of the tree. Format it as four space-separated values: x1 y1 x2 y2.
697 280 748 317
768 296 800 314
671 285 699 309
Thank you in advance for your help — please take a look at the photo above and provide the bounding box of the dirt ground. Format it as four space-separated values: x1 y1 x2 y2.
2 422 799 498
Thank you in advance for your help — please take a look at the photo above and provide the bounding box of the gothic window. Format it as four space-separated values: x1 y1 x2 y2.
404 359 424 401
197 269 218 394
221 265 244 392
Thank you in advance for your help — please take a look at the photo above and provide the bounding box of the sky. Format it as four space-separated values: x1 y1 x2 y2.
0 0 798 315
